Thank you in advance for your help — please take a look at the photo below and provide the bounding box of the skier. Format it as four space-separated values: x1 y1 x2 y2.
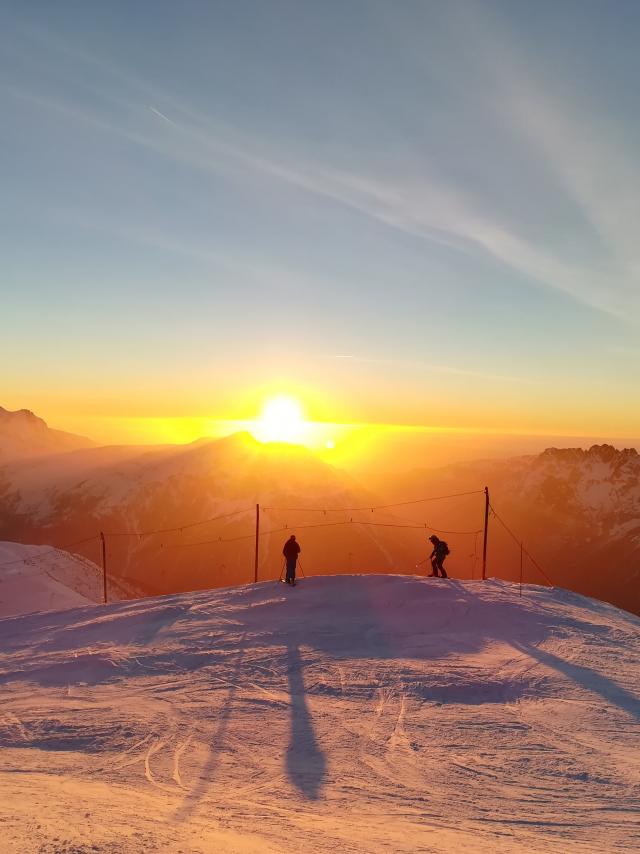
282 534 301 586
428 535 449 578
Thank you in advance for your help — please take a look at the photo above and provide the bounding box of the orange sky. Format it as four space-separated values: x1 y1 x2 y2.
5 369 640 450
3 4 640 459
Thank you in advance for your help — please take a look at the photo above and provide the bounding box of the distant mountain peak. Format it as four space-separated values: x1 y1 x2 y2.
540 444 638 465
0 406 47 427
0 405 94 462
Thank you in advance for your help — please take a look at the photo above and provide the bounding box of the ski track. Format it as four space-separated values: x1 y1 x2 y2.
0 575 639 853
172 737 191 789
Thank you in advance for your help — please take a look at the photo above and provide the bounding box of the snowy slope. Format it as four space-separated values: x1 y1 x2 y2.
0 542 100 618
1 575 639 853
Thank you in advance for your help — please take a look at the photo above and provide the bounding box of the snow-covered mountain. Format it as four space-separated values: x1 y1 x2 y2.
492 444 640 613
0 541 102 617
384 444 640 615
0 432 412 597
0 406 94 462
1 574 638 853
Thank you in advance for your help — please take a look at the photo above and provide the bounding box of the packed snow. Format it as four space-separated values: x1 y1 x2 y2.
0 542 101 618
1 575 638 853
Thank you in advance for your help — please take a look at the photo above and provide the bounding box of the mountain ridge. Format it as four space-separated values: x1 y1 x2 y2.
0 405 95 461
1 407 638 614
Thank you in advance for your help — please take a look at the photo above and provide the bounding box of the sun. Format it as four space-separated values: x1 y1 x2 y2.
252 395 307 444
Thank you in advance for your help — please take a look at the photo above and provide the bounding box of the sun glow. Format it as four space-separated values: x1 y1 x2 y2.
251 396 308 444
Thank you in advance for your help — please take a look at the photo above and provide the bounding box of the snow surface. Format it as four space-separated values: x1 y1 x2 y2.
0 542 100 618
1 575 638 853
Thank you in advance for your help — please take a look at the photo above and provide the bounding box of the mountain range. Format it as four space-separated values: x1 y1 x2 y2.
0 406 638 615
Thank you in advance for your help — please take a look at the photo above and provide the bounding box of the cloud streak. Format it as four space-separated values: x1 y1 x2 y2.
148 105 176 126
328 354 531 385
4 10 639 324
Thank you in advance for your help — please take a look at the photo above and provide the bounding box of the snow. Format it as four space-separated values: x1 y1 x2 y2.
0 542 100 618
1 574 638 853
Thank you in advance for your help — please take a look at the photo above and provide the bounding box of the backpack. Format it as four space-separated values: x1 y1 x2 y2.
438 540 450 557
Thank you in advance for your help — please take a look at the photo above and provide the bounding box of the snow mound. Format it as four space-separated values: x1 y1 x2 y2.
1 575 639 853
0 542 100 618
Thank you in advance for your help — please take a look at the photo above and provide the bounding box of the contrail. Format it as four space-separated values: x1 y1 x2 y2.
148 105 176 125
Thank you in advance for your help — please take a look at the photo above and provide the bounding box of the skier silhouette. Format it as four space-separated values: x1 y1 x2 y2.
282 534 301 586
428 535 449 578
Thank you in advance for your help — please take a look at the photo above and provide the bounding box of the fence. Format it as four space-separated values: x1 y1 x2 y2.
0 485 555 604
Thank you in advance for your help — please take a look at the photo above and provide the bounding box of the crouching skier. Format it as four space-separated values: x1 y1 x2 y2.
428 535 449 578
282 534 301 586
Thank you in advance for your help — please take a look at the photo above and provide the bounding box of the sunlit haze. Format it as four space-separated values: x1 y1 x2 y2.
2 1 640 451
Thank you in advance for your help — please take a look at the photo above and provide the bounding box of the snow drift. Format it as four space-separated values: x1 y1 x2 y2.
1 575 638 853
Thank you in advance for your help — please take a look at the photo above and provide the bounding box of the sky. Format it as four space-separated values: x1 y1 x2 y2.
2 0 640 445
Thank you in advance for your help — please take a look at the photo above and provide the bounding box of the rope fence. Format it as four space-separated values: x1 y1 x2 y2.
489 503 555 586
0 485 555 603
262 488 485 513
103 508 248 538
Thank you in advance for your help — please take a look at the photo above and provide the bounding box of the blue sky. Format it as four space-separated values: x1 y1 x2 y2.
1 0 639 439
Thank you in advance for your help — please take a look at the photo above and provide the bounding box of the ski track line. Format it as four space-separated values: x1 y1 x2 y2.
514 703 640 782
143 735 199 793
387 691 409 750
246 681 289 704
206 672 287 704
88 734 155 776
108 733 155 770
375 686 392 717
144 738 168 789
173 736 192 789
2 711 29 742
363 685 394 745
338 666 346 695
129 654 155 670
366 689 385 740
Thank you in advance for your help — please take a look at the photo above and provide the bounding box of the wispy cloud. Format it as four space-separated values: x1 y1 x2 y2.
441 1 640 316
328 354 530 384
8 75 620 316
4 14 639 322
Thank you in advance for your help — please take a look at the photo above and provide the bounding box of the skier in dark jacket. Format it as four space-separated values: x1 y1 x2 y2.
282 534 301 586
428 535 449 578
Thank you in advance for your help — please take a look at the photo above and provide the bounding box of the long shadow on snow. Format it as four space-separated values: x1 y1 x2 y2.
173 632 247 822
3 576 640 807
2 577 639 720
512 640 640 721
170 634 326 813
284 640 326 799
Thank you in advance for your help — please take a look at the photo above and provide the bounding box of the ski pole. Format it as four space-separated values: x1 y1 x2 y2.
298 560 306 578
279 558 285 582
